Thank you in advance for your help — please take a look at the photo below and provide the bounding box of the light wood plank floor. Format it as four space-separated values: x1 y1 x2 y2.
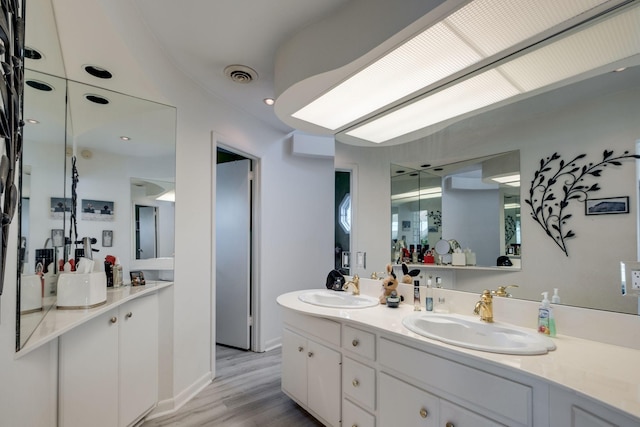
142 345 324 427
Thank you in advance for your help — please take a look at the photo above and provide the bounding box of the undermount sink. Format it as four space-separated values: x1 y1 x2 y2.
402 312 556 355
298 290 379 309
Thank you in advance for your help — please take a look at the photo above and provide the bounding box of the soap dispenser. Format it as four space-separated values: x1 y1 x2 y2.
538 292 556 337
551 288 561 304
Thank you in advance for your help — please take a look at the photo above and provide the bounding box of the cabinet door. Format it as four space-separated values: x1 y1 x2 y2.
307 339 341 427
550 386 639 427
440 399 506 427
282 328 308 404
59 309 119 427
379 373 439 427
119 294 159 426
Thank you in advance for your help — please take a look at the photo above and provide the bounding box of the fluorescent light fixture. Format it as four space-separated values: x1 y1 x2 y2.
392 187 442 201
291 0 613 131
504 203 521 209
347 3 640 143
156 190 175 202
491 174 520 184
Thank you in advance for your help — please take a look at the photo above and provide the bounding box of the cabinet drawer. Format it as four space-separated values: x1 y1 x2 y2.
342 325 375 361
440 399 506 427
343 357 376 411
379 372 439 426
379 338 532 426
343 399 375 427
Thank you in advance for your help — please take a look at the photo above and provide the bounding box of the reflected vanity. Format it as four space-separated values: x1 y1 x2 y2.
18 71 176 351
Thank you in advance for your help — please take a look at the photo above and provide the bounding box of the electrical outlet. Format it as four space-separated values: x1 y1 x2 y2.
632 270 640 290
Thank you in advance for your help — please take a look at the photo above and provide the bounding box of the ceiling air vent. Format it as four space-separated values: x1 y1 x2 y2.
224 65 258 84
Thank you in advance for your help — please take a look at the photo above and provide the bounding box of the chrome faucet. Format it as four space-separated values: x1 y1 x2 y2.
473 289 493 322
343 274 360 295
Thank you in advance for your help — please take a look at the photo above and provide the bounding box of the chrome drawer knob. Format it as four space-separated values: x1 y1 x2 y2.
308 352 313 357
420 408 428 418
126 312 133 319
110 317 117 324
352 379 359 387
352 339 359 347
298 346 304 352
445 422 455 427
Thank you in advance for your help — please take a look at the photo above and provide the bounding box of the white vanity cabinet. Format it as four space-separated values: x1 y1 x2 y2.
59 292 159 427
282 312 341 427
549 386 640 427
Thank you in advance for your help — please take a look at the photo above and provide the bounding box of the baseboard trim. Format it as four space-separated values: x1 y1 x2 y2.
264 336 281 352
145 371 213 420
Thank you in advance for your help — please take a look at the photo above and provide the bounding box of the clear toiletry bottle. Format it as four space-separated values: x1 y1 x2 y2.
425 278 433 311
413 279 421 311
551 288 561 304
537 292 556 337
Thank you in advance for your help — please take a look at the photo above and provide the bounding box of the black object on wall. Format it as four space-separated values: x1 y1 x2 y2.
0 0 25 295
525 150 640 256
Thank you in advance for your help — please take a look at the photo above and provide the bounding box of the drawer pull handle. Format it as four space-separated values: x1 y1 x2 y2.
110 317 117 324
298 346 304 352
445 423 454 427
352 339 359 347
352 379 359 387
126 312 133 319
308 352 313 358
419 408 428 418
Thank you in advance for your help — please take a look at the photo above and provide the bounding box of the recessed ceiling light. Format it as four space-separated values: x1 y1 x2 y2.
395 170 405 174
26 119 39 124
24 46 42 60
120 136 131 141
614 67 627 72
26 80 53 91
264 98 275 106
84 65 113 79
84 94 110 105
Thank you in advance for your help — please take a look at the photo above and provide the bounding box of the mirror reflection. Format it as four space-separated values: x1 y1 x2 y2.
391 151 520 268
18 74 176 350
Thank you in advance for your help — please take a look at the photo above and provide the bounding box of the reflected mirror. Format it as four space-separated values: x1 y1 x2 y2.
17 77 176 350
391 151 520 268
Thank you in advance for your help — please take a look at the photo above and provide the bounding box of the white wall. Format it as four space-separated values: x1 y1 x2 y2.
337 82 640 314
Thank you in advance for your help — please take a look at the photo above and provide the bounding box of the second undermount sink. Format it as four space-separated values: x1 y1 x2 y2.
298 290 379 309
402 313 556 355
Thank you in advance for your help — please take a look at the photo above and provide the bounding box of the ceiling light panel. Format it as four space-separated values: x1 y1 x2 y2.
498 5 640 92
346 69 520 143
292 22 483 130
291 0 613 131
447 0 610 56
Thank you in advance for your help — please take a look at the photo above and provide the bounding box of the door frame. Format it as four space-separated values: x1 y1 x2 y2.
335 162 358 274
211 134 262 372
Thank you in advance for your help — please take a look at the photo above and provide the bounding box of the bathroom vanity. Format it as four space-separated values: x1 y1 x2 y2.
277 287 640 427
18 281 172 427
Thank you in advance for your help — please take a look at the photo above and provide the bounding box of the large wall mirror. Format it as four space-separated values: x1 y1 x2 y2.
18 73 176 350
391 151 520 268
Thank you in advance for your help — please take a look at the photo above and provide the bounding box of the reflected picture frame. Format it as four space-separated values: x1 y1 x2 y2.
102 230 113 247
585 196 629 216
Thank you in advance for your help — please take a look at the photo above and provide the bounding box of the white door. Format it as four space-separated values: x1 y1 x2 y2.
216 159 251 349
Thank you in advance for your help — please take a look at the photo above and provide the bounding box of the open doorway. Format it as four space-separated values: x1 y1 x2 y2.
215 147 255 351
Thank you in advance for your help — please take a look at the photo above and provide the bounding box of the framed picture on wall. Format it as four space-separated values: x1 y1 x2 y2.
81 199 115 221
102 230 113 247
402 220 411 231
585 196 629 215
49 197 72 219
51 229 64 247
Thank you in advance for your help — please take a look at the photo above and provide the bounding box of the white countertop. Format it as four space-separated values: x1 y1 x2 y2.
17 281 173 358
277 288 640 421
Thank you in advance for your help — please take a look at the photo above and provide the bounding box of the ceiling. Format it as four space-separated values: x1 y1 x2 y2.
23 0 640 146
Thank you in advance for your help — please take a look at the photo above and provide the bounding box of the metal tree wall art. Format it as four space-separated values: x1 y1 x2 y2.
525 150 640 256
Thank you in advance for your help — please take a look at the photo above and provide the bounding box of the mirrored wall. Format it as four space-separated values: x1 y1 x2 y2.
391 151 520 268
18 70 176 350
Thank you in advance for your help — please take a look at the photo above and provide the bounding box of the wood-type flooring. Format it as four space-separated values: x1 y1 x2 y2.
142 345 324 427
